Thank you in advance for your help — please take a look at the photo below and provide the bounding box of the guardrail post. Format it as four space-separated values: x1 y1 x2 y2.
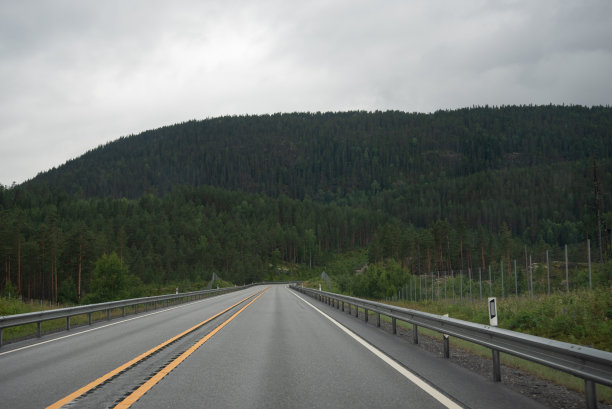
356 306 359 318
106 309 111 321
377 312 381 327
122 307 125 317
145 302 148 312
66 316 70 331
443 335 450 358
392 317 397 334
88 312 92 325
492 350 501 382
364 308 369 323
341 301 344 312
585 380 597 409
412 324 418 344
0 328 3 347
37 322 42 338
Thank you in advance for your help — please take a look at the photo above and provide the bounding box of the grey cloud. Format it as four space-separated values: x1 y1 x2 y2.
1 0 611 185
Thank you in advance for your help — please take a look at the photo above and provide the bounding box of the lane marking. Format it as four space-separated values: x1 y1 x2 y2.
290 291 463 409
45 289 266 409
114 287 269 408
0 291 254 357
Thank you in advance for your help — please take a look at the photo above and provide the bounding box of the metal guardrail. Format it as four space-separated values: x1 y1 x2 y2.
0 285 257 347
291 286 612 409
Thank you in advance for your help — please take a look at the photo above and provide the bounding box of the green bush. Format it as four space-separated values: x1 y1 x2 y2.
84 253 142 303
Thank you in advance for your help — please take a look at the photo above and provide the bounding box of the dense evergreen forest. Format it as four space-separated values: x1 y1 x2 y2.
1 106 611 303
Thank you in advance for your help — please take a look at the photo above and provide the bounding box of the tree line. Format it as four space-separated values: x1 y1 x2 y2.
0 185 387 302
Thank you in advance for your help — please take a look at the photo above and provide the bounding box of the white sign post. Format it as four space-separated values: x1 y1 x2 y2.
443 313 450 358
488 297 498 327
488 297 501 382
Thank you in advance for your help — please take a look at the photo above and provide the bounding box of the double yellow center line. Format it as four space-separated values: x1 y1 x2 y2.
47 288 268 409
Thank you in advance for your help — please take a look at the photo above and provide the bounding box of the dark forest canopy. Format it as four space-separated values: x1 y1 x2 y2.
1 105 611 301
25 106 611 199
20 105 612 234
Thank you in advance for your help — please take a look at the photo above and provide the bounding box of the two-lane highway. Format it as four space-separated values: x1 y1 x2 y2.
0 285 547 408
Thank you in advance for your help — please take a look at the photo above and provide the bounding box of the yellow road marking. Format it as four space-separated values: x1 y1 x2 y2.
115 288 268 408
46 289 266 409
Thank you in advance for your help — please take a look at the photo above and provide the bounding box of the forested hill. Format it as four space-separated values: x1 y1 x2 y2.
25 106 611 202
2 105 611 301
20 105 612 241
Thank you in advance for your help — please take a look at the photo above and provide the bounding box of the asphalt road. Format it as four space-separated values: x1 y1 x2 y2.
0 285 547 409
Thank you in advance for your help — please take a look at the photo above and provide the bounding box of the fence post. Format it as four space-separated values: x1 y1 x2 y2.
587 238 592 290
500 261 504 298
468 268 472 300
565 244 569 291
514 259 518 297
444 271 447 299
409 279 412 301
546 251 550 295
479 267 482 299
431 272 434 301
460 270 463 300
529 255 533 298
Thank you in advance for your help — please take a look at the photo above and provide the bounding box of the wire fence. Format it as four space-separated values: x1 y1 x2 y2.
394 240 611 303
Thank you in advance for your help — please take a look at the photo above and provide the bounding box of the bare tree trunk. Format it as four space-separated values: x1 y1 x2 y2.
17 233 21 295
78 242 82 300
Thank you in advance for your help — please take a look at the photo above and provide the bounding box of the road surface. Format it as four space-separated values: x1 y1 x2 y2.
0 285 546 408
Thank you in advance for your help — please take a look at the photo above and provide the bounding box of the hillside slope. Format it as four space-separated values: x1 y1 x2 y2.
25 106 611 199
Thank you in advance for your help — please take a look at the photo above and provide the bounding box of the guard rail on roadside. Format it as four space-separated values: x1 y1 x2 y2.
0 284 260 347
291 285 612 409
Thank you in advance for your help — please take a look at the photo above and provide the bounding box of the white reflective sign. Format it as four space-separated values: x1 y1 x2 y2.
488 297 498 327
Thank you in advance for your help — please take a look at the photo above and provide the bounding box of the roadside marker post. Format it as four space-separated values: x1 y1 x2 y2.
488 297 501 382
443 314 450 359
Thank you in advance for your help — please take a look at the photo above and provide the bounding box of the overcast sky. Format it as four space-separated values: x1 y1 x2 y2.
1 0 611 186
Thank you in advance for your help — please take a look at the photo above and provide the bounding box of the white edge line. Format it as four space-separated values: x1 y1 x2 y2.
290 291 463 409
0 295 226 357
